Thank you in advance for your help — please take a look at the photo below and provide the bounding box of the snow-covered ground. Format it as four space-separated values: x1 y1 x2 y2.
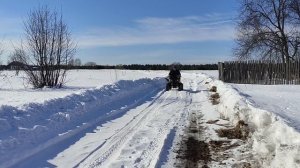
0 70 167 106
231 84 300 131
0 69 300 168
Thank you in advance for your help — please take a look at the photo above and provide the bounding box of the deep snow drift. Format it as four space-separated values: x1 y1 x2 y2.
0 70 300 168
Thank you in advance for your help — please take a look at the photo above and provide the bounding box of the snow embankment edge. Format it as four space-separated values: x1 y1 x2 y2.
202 74 300 168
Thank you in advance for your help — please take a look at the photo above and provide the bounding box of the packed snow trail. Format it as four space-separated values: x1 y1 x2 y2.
45 74 208 168
48 73 254 168
94 89 190 167
8 73 256 168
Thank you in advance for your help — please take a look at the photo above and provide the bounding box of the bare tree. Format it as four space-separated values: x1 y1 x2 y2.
84 62 97 66
68 58 75 66
74 58 81 66
0 42 3 65
0 43 3 59
234 0 300 63
8 50 25 75
68 58 81 66
14 6 76 88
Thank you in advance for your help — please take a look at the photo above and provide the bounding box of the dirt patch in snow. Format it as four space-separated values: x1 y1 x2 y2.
216 120 249 140
175 137 211 168
206 119 219 124
209 93 220 105
209 86 217 92
174 112 211 168
175 114 254 168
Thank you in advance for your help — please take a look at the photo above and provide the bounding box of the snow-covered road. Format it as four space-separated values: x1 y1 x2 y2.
4 70 300 167
47 74 207 168
79 90 188 167
41 73 253 168
5 72 256 168
10 73 237 168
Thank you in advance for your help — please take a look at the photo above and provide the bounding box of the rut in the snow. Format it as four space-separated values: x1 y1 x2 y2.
174 111 211 168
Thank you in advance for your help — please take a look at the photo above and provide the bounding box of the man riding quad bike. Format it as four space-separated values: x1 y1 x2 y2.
166 66 183 91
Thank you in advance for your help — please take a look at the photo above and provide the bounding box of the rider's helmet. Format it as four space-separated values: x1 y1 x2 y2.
170 62 181 70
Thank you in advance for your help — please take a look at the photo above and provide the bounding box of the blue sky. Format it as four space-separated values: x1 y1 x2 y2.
0 0 239 65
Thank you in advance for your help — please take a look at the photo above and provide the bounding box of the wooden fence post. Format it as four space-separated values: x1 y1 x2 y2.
218 62 224 81
220 60 300 85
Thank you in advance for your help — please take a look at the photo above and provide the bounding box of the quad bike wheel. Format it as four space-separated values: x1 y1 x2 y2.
166 82 171 91
178 83 183 91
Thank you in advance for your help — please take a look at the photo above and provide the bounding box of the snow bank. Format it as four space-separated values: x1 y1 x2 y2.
202 74 300 168
0 70 168 106
0 77 165 167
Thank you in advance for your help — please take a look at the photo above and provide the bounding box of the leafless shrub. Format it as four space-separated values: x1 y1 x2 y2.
13 6 76 88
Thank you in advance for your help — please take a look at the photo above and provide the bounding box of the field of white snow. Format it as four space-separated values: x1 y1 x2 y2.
0 69 300 168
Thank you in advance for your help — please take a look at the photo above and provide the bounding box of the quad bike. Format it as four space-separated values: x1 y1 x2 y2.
166 76 183 91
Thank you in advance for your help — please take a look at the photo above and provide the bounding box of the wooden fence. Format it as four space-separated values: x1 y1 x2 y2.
218 61 300 84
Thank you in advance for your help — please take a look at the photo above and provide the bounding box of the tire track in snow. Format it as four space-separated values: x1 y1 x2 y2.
104 79 198 168
78 91 173 168
73 90 167 167
134 93 192 168
58 76 204 168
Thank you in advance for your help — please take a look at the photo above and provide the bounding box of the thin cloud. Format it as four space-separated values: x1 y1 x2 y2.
136 14 236 28
76 14 236 48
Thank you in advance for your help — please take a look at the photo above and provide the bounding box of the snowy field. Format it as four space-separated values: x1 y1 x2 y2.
0 69 300 167
0 70 167 106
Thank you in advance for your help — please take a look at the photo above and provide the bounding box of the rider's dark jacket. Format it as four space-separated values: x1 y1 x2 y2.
169 69 181 80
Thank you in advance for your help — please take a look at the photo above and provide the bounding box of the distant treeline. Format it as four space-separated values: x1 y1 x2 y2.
67 64 218 70
1 64 217 71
